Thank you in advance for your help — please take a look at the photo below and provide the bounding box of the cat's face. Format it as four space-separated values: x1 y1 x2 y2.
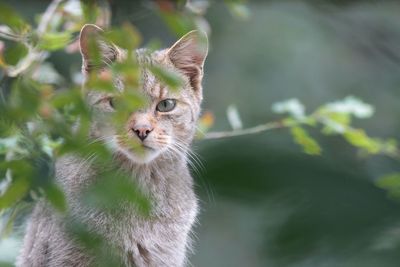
79 24 208 164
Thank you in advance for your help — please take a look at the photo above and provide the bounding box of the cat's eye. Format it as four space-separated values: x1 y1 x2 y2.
156 99 176 112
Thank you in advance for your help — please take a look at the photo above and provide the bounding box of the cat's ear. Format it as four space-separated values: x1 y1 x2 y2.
79 24 119 73
168 30 208 91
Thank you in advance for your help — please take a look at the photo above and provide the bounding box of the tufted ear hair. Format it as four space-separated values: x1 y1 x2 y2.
167 30 208 91
79 24 119 73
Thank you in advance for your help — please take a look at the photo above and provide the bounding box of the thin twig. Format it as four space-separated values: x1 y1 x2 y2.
200 120 298 140
37 0 64 35
0 30 23 42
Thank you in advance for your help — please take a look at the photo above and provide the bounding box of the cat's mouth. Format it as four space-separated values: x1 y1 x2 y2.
111 135 161 164
141 144 155 150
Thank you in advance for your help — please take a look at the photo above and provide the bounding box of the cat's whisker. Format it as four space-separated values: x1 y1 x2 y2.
173 139 205 172
168 143 202 176
173 138 214 204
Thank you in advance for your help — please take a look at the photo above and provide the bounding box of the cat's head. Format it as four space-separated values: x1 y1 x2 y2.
79 24 208 165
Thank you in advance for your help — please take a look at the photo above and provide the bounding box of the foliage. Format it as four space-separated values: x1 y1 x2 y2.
0 0 400 265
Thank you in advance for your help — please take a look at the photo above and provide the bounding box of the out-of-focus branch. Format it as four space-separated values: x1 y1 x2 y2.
0 27 24 42
37 0 64 35
201 113 400 160
4 0 64 77
201 120 297 140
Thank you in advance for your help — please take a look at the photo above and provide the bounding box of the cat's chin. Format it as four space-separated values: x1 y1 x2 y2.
104 136 162 165
117 146 161 165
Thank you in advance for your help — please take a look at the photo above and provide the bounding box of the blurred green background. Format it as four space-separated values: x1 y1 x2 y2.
2 1 400 266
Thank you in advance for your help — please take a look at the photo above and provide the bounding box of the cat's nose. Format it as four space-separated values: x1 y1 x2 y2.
132 125 153 141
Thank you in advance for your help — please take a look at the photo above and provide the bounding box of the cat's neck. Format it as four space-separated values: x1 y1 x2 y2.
115 151 190 188
114 152 194 217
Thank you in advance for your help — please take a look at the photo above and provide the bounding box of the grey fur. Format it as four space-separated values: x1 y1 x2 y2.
16 25 208 267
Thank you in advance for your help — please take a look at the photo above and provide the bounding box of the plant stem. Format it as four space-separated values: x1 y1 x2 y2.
200 120 298 140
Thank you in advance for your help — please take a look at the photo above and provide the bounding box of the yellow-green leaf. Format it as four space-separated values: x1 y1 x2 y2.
376 173 400 199
290 126 321 155
0 3 29 33
38 32 72 51
149 64 183 90
343 129 381 154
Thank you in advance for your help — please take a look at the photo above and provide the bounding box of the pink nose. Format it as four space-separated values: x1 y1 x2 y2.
132 125 153 141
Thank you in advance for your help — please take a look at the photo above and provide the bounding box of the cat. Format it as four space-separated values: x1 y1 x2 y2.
16 24 208 267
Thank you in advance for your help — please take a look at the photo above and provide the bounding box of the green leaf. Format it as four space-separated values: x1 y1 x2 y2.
159 12 195 36
85 74 115 92
376 173 400 199
7 79 41 122
83 166 151 216
343 129 381 154
44 183 66 212
38 32 72 51
320 113 350 135
0 160 34 182
0 175 30 211
3 42 28 66
290 126 321 155
104 23 141 50
80 1 99 23
0 3 29 33
149 64 184 90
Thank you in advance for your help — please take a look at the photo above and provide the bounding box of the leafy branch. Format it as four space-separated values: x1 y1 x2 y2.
199 96 399 159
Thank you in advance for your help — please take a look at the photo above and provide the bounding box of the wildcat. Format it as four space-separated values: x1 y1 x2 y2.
16 24 208 267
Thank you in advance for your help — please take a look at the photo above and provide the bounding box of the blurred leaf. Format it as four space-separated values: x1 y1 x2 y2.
0 202 31 237
323 96 375 119
7 79 41 122
104 23 141 50
38 32 72 51
272 98 305 120
112 60 140 89
66 219 103 248
226 105 243 130
43 183 66 213
0 160 34 180
225 1 251 20
80 0 99 23
65 220 123 266
0 3 29 33
3 42 28 66
0 175 30 211
113 92 146 113
0 137 18 155
85 34 103 69
149 64 183 90
0 262 14 267
159 11 195 36
290 126 321 155
376 173 400 199
343 129 380 154
320 113 350 135
83 167 151 216
325 113 351 126
51 88 88 116
85 73 115 92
